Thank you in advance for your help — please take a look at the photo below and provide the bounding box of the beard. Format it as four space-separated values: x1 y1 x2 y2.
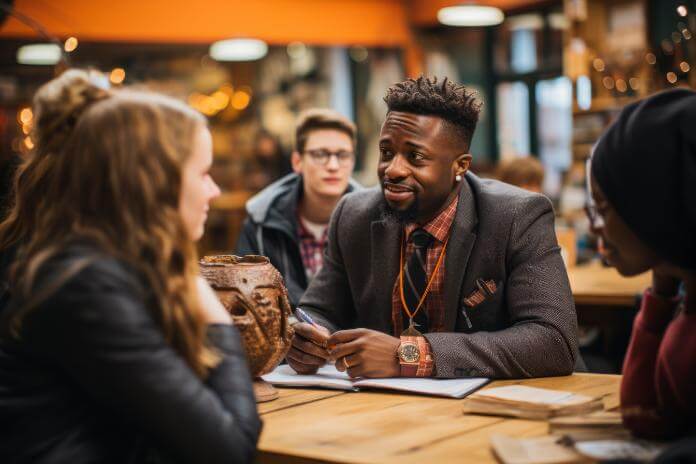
379 194 420 225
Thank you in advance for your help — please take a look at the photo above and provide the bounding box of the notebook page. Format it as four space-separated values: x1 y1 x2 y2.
353 376 489 398
262 364 356 391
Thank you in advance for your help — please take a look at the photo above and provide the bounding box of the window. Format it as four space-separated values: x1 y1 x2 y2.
536 76 572 196
496 82 530 158
492 2 570 197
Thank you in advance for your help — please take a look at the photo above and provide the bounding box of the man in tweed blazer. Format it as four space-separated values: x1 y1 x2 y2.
288 77 581 379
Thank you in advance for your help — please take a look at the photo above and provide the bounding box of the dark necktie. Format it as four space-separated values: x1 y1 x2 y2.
402 228 433 333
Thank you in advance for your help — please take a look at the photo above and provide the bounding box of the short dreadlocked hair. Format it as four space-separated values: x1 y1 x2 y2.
383 76 482 150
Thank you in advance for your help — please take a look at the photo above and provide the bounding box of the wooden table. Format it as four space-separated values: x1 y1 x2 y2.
257 373 620 464
567 261 650 307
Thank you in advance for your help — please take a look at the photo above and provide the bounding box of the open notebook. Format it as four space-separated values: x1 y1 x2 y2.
262 364 489 399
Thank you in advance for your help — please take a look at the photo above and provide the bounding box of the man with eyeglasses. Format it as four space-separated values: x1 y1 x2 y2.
236 109 362 307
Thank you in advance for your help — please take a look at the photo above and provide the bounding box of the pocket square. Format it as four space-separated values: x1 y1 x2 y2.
462 278 497 308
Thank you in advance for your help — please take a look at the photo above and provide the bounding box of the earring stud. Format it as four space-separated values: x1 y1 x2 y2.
455 174 462 182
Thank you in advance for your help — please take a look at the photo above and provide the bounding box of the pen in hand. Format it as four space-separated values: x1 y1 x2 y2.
295 308 318 327
294 308 332 350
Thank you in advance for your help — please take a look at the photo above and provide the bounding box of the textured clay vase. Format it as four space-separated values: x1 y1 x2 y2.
199 255 294 402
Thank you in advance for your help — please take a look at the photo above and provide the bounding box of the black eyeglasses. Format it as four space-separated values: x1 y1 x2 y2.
304 149 355 166
585 157 605 229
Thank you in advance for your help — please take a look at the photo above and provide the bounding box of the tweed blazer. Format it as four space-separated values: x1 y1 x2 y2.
300 172 581 379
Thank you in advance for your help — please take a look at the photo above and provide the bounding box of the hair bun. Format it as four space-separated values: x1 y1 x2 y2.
32 69 111 155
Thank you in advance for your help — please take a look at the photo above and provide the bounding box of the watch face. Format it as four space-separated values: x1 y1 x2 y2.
399 343 420 363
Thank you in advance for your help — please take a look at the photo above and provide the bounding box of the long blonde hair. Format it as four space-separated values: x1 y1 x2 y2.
3 70 219 377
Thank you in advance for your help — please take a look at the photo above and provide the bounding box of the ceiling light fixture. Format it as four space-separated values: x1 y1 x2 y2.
209 38 268 62
17 43 62 65
438 4 505 27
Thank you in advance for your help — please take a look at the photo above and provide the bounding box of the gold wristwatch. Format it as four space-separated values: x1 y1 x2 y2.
397 335 421 376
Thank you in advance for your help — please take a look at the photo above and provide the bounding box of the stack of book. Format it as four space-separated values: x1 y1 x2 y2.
549 412 631 441
490 434 586 464
462 385 604 419
490 432 664 464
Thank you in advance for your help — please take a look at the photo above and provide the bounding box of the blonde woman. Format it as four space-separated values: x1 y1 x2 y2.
0 70 261 463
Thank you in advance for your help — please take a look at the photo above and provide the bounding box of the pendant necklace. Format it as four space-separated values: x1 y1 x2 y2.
398 230 449 336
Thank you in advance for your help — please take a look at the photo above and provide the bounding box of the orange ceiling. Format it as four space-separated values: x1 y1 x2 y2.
0 0 412 46
0 0 553 45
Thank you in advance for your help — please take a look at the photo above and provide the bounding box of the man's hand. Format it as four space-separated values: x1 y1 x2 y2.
328 329 401 378
287 323 331 375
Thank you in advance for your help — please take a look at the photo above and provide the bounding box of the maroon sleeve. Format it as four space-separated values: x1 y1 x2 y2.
620 289 680 438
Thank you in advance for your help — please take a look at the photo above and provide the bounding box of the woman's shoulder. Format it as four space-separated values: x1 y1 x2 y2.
11 242 154 346
33 241 144 295
12 241 148 326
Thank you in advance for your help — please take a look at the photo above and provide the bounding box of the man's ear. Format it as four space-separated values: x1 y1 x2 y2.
455 153 472 177
291 151 303 174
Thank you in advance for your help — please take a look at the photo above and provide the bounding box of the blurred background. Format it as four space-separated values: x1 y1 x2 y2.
0 0 694 259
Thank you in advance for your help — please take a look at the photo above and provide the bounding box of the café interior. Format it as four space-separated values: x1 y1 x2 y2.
0 0 694 463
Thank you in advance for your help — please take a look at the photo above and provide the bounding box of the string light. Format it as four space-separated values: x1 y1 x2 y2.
592 58 605 72
647 11 696 92
231 89 251 110
602 76 615 89
590 53 648 96
23 136 34 150
109 68 125 85
18 107 32 125
17 107 34 139
210 90 230 111
64 37 78 52
188 84 248 117
188 93 211 116
615 79 628 93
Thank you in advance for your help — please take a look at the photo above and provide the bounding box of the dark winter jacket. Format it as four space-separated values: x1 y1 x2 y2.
235 173 362 308
0 242 261 464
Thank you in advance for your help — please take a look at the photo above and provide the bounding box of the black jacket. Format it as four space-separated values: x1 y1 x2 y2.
0 243 261 464
235 173 362 308
0 244 17 315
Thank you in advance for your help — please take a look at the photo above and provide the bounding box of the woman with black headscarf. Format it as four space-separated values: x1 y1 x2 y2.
588 88 696 440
